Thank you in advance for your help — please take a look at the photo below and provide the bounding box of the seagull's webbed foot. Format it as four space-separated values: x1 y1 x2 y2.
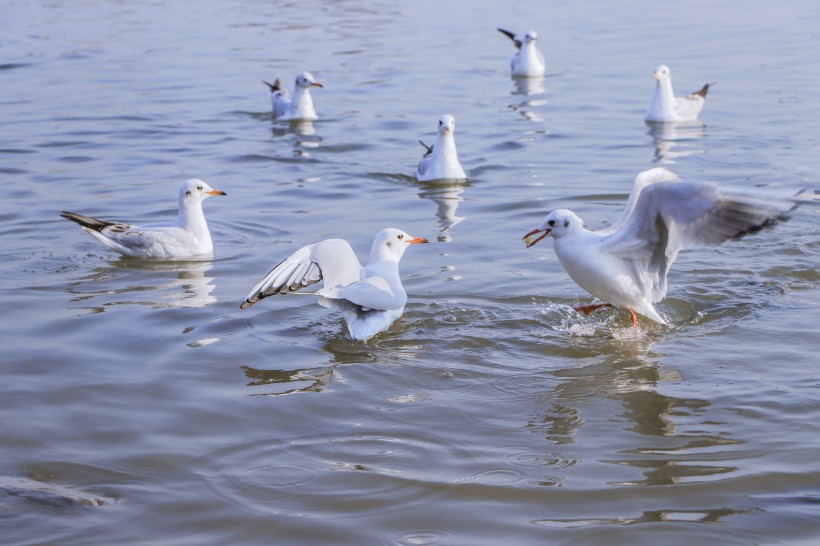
628 308 638 327
574 303 613 316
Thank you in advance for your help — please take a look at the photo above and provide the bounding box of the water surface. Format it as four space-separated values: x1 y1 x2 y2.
2 0 820 544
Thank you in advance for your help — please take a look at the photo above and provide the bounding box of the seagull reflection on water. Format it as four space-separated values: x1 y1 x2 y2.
416 179 468 242
646 120 705 164
66 259 217 310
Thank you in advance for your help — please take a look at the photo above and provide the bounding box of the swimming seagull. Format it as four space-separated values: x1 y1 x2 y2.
416 114 467 182
263 71 323 121
523 168 798 326
497 28 546 78
61 179 227 259
240 228 429 341
645 64 712 123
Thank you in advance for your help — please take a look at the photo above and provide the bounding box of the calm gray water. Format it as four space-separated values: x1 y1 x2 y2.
2 0 820 544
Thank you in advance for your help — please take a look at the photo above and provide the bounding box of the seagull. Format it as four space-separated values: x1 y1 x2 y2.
497 28 546 78
61 179 226 259
416 115 467 182
240 228 429 341
523 168 798 326
263 71 323 121
645 64 712 123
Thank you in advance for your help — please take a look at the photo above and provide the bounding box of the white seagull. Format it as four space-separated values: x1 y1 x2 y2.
61 179 226 259
523 168 797 326
416 114 467 182
497 28 546 78
645 64 712 123
263 71 323 121
240 228 429 341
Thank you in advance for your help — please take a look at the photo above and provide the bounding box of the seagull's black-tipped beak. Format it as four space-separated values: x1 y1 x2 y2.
311 82 324 88
523 227 549 248
208 189 227 196
407 236 429 244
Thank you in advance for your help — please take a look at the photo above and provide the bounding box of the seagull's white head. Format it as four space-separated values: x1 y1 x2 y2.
652 64 671 82
524 31 538 43
179 179 227 204
296 71 323 89
438 114 457 136
370 228 429 263
523 209 582 247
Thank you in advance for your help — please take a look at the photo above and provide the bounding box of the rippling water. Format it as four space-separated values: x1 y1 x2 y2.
3 0 820 544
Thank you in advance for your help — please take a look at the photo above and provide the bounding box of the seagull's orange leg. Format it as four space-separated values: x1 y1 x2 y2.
574 303 613 316
628 308 638 326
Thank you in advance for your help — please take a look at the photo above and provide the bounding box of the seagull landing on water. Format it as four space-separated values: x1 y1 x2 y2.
263 71 323 121
61 179 227 259
645 64 713 123
497 28 546 78
523 167 800 326
240 228 429 341
416 114 467 182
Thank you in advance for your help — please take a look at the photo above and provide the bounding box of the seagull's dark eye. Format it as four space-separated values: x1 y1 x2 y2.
196 185 203 190
397 234 404 240
548 219 556 227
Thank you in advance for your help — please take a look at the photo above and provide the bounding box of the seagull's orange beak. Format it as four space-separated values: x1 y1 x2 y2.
311 82 324 88
523 226 549 248
407 236 429 244
208 189 227 196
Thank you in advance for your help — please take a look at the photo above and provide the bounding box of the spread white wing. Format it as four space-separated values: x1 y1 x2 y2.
240 239 363 309
603 180 796 303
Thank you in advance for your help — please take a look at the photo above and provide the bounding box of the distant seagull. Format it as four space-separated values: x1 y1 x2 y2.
240 228 429 341
263 71 323 121
497 28 546 78
416 114 467 182
645 64 712 123
61 179 226 259
523 168 798 326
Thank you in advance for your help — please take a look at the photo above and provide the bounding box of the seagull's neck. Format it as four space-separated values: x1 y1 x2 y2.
291 86 315 115
434 132 459 163
177 199 210 238
655 79 676 107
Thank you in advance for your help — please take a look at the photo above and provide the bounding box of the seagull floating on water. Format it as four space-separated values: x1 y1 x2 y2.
645 64 712 123
263 71 323 121
497 28 546 78
523 168 798 326
61 179 226 259
240 228 429 341
416 115 467 182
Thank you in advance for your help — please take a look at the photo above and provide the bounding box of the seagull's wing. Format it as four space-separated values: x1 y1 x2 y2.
603 181 797 303
416 154 433 180
61 211 179 257
598 168 681 235
673 94 705 120
338 274 406 311
240 239 363 309
497 28 522 49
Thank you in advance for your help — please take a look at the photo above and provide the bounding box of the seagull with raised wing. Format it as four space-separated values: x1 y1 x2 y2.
645 64 712 123
416 114 467 182
497 28 546 78
240 228 429 340
523 168 798 325
61 179 226 259
263 71 323 121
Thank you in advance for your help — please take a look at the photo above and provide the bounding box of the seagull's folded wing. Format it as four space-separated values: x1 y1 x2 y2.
338 275 406 311
603 180 797 303
673 95 705 120
241 239 363 308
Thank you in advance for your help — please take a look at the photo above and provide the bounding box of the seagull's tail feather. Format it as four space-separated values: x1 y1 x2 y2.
692 82 715 98
262 79 281 92
60 211 115 233
497 28 520 48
